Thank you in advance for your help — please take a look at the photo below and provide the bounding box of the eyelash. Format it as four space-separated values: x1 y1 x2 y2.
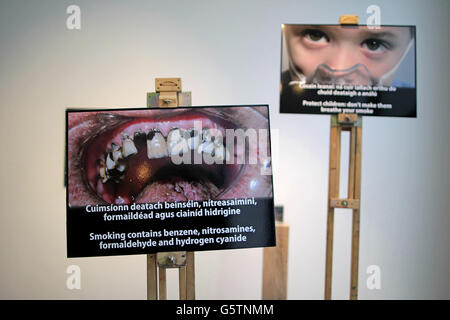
299 29 392 54
361 38 391 52
301 29 329 42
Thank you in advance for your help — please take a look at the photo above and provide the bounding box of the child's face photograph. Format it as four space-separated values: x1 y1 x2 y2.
285 25 413 85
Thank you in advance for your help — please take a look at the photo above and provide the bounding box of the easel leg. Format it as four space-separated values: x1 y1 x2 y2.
147 254 158 300
179 266 187 300
186 252 195 299
350 209 360 299
325 209 334 300
325 121 341 300
350 126 362 300
159 268 167 300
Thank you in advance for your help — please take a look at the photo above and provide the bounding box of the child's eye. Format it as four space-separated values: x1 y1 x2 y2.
361 39 390 52
302 29 329 43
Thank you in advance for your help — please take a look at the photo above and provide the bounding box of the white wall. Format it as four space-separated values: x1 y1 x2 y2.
0 0 448 299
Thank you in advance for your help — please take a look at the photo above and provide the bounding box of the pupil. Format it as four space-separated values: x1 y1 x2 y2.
366 40 380 50
310 31 324 41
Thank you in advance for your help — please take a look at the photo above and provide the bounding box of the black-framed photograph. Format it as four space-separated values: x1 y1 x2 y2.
66 105 275 257
280 24 416 117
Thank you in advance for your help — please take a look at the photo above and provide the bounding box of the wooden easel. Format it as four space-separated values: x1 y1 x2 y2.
146 78 195 300
324 114 362 300
324 15 362 300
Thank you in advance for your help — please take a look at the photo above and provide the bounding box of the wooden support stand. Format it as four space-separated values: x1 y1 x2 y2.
262 222 289 300
146 78 195 300
324 113 362 300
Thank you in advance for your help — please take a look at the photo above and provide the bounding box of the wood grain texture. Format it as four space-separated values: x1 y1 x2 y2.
186 252 196 300
325 119 341 300
147 254 158 300
146 78 195 300
262 223 289 300
325 115 362 300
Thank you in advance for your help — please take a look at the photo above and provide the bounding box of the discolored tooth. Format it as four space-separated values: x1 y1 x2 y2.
99 160 108 183
116 162 126 172
106 153 116 170
202 128 213 142
111 143 122 162
214 144 225 161
168 128 187 141
121 133 138 157
213 144 231 162
197 141 215 155
187 128 200 150
134 130 147 144
112 149 122 162
169 142 190 156
146 130 169 159
202 128 225 146
167 128 189 156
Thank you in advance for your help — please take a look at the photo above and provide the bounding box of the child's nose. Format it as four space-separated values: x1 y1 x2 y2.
325 46 358 70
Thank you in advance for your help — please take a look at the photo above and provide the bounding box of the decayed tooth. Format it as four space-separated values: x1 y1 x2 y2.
121 133 138 157
202 128 225 146
187 128 200 150
197 141 215 154
202 128 213 142
99 160 108 183
170 141 190 156
168 128 187 141
111 143 122 162
116 162 126 172
213 144 231 162
146 130 169 159
106 153 116 170
167 128 189 156
134 130 147 143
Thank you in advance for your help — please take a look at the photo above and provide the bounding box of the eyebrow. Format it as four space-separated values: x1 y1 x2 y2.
288 25 329 36
358 30 398 40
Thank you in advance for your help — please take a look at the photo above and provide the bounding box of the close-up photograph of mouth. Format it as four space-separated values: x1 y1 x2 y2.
67 106 272 206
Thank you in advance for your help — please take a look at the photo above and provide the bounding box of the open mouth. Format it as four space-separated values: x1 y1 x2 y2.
68 106 272 207
79 110 243 204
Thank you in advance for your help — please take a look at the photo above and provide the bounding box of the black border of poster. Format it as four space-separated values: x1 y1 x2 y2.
65 105 276 258
280 24 417 118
